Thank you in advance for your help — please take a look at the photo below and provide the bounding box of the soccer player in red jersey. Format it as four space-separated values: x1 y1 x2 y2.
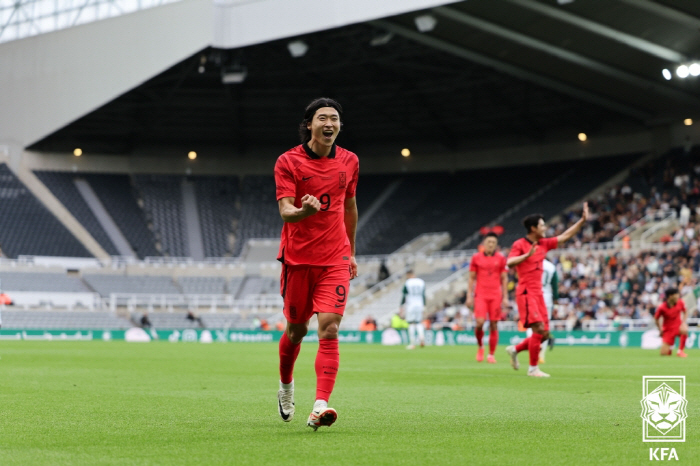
274 98 359 431
654 288 689 357
505 204 588 377
467 232 508 363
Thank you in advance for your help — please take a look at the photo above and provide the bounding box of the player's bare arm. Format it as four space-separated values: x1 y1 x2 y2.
556 202 589 246
501 271 509 307
655 315 663 332
506 244 537 268
278 195 321 223
466 270 476 309
344 196 359 279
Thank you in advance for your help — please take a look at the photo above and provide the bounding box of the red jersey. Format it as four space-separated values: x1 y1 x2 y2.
508 236 558 295
469 251 507 295
655 300 685 332
275 143 359 266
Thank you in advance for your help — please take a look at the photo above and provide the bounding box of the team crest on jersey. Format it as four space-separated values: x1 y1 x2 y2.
339 172 346 189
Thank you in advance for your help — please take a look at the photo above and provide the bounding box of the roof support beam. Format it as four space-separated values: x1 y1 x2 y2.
507 0 687 62
432 6 700 105
369 19 652 121
617 0 700 31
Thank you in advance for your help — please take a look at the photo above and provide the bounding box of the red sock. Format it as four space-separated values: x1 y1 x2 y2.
279 332 301 384
315 338 339 402
529 333 543 366
515 337 530 353
475 328 484 347
489 328 498 355
680 334 687 351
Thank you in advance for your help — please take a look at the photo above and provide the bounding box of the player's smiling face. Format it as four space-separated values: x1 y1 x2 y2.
534 218 547 239
307 107 340 149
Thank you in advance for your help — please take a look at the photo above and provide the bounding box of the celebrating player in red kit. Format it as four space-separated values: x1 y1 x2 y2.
275 98 359 430
467 232 507 363
505 204 588 377
655 288 689 357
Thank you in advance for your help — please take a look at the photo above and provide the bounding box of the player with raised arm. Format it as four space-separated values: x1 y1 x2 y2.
401 270 426 350
274 98 359 430
654 288 689 358
467 233 507 363
505 204 588 377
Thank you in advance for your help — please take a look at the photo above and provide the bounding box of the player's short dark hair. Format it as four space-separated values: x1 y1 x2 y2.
523 214 545 233
298 97 343 143
665 287 679 298
485 232 499 240
406 269 414 275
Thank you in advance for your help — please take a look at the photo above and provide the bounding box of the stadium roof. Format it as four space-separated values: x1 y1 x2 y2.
26 0 700 156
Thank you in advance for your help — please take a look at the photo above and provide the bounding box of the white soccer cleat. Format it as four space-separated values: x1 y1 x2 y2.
277 389 295 422
527 368 550 378
307 406 338 431
505 345 520 370
406 345 416 350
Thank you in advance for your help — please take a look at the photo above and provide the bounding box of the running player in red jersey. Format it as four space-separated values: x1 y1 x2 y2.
654 288 689 357
505 204 588 377
467 232 507 363
274 98 359 430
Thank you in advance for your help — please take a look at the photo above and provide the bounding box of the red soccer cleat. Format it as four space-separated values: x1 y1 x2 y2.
487 354 496 364
476 347 484 362
677 350 688 358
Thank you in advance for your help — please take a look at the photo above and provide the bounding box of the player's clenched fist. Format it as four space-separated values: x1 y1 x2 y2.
300 194 321 215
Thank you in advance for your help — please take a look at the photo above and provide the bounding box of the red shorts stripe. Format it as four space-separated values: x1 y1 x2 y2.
280 264 350 324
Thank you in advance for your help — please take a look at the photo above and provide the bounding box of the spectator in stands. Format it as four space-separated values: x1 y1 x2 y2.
359 316 377 331
140 313 152 329
391 311 408 330
378 261 390 282
0 292 13 306
186 311 205 328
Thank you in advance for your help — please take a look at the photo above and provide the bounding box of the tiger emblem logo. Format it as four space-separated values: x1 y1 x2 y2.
640 383 688 435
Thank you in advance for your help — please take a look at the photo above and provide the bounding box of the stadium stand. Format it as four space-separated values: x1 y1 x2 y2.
0 164 91 258
489 154 642 247
1 311 130 329
178 276 227 295
356 163 571 254
552 148 700 244
0 272 90 292
127 311 278 330
235 275 278 299
34 171 120 256
234 176 282 256
554 248 700 326
228 277 244 297
83 174 160 258
133 175 188 257
194 176 240 257
83 274 181 297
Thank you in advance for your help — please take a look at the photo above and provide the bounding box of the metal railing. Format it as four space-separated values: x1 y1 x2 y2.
104 293 282 312
613 209 676 242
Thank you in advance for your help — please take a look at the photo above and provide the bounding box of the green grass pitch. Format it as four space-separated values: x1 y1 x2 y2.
0 342 697 465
